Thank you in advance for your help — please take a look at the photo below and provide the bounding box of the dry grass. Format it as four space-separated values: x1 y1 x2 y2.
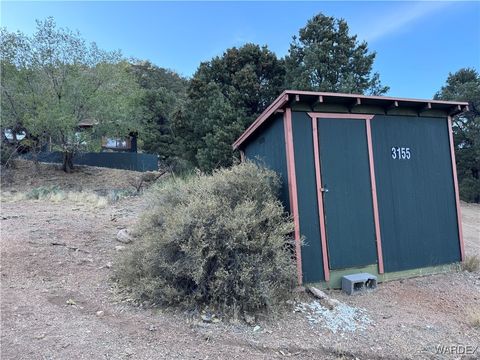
0 160 163 210
462 255 480 272
1 159 146 193
1 188 109 209
467 308 480 329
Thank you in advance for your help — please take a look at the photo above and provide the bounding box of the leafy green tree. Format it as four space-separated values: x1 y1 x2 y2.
172 43 285 171
0 30 37 150
435 68 480 203
0 18 142 172
285 13 388 95
129 61 187 165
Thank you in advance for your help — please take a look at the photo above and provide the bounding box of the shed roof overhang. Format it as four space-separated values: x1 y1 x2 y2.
232 90 469 150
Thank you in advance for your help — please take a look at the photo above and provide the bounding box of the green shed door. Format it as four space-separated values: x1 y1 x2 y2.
317 118 377 270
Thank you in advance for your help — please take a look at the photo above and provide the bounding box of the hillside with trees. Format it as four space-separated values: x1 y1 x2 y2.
2 13 389 173
3 14 476 202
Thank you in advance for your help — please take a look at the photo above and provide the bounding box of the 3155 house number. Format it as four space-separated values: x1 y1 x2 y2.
391 147 411 160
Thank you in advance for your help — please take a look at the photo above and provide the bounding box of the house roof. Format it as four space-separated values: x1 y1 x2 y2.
232 90 470 150
78 118 97 128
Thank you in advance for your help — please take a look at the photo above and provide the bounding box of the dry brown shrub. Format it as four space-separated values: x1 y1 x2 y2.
116 162 297 319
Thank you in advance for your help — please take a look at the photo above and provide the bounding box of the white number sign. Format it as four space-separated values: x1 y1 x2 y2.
391 147 411 160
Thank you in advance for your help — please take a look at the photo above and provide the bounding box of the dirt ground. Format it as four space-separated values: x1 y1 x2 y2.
1 162 479 359
1 159 146 193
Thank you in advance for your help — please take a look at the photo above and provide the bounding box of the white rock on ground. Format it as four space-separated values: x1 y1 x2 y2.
308 286 340 310
116 228 133 244
308 286 329 300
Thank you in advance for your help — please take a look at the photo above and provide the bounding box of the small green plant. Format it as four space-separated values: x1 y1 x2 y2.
116 162 296 319
107 188 137 203
462 255 480 272
467 308 480 329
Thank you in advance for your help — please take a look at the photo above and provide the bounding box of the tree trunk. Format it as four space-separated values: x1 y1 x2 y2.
62 151 74 173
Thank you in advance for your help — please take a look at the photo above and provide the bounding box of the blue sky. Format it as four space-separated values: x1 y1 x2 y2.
1 1 479 99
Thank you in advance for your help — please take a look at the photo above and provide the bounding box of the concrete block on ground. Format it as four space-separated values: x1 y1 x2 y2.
341 273 377 295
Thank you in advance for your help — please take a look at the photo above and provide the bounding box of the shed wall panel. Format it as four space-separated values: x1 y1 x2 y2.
291 111 325 282
371 115 461 272
243 114 290 211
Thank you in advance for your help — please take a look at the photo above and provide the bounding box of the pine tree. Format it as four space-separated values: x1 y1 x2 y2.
435 68 480 203
285 13 388 95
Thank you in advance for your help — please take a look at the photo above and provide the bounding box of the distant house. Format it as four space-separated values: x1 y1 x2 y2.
9 119 156 172
101 133 138 153
3 129 26 142
78 119 138 153
2 128 31 154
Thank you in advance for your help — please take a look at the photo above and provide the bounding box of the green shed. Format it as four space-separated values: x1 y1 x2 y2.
233 90 469 287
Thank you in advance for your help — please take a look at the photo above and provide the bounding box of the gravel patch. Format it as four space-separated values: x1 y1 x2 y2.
295 300 373 334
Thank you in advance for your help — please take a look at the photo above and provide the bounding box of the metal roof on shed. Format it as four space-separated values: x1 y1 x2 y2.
232 90 469 150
